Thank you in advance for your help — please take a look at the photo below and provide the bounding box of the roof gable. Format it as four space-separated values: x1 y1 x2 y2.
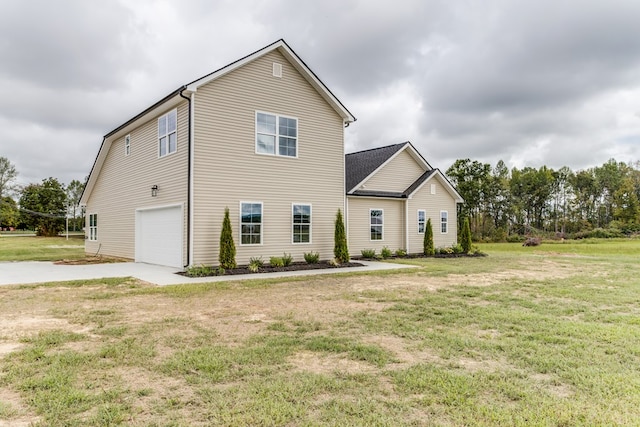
345 142 431 193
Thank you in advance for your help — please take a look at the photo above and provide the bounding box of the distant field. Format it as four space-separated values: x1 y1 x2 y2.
0 239 639 425
0 236 85 262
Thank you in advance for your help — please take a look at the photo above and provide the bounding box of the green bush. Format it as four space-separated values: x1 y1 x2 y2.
361 249 376 258
304 251 320 264
424 218 435 256
395 248 407 257
452 244 464 254
185 264 213 277
381 246 392 259
270 256 284 267
334 209 350 263
219 207 236 269
282 253 293 267
248 257 264 272
460 217 472 253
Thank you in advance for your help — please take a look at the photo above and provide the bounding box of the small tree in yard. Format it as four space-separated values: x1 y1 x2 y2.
424 218 435 256
334 208 349 263
461 217 472 253
219 207 236 269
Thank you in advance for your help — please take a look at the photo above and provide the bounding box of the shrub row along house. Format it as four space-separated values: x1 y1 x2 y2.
80 40 463 268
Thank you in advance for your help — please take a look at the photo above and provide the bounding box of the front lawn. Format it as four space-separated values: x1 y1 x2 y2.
1 240 639 425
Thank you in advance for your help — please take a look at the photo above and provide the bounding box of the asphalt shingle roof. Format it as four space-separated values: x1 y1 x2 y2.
345 142 409 192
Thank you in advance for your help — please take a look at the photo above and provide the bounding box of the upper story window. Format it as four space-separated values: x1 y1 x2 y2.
292 204 311 243
370 209 383 241
158 109 177 157
418 210 425 233
256 112 297 157
88 213 97 241
441 211 448 234
125 134 131 156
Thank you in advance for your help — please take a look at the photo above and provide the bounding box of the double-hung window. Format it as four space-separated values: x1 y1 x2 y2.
441 211 448 233
418 210 426 233
88 214 97 241
256 112 297 157
292 204 311 243
241 202 262 245
370 209 383 240
158 109 177 157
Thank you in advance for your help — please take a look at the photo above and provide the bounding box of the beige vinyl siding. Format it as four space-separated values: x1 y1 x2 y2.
85 102 189 264
192 50 345 265
346 197 404 255
407 177 458 252
357 149 426 192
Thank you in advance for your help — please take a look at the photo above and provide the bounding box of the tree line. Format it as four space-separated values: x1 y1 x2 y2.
446 158 640 241
0 157 85 236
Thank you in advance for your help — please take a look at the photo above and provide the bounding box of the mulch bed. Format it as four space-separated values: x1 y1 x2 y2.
180 261 364 277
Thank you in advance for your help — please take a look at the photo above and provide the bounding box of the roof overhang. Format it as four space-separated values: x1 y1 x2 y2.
406 169 464 203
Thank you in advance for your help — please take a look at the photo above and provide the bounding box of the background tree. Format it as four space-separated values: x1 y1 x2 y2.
423 218 435 255
66 179 85 231
0 157 18 199
19 178 67 236
0 196 19 229
446 159 491 237
219 207 236 269
334 209 349 263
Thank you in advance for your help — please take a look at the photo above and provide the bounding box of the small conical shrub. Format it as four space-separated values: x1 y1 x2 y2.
219 207 236 269
424 218 435 256
334 208 349 263
461 217 472 254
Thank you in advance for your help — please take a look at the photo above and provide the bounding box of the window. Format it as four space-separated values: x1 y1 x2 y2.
89 213 97 241
370 209 383 240
158 109 177 157
292 204 311 243
241 202 262 245
441 211 448 233
256 112 297 157
418 210 426 233
125 134 131 156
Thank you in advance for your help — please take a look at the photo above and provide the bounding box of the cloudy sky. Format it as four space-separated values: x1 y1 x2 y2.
2 0 640 188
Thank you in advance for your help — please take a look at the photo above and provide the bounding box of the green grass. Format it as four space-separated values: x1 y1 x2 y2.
1 239 640 425
0 236 85 261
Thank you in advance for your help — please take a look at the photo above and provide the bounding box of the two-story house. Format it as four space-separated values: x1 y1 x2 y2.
80 39 462 268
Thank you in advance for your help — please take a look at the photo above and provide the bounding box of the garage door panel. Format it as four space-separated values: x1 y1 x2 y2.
136 206 183 268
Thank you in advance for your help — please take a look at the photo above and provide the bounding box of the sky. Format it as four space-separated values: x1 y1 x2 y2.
2 0 640 189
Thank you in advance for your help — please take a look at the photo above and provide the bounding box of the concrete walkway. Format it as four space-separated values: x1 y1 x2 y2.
0 260 416 287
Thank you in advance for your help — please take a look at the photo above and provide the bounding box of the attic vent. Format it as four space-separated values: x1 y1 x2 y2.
431 184 436 195
272 62 282 78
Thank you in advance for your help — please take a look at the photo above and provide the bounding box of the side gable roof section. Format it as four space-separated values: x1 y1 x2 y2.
81 39 355 205
345 141 433 194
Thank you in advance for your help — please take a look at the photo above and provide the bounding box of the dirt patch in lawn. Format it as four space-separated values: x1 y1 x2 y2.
54 256 129 265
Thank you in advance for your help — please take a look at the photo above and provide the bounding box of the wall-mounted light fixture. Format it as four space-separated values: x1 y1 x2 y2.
151 185 158 197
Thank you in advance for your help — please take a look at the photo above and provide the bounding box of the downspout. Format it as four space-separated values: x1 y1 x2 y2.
179 87 192 268
405 198 409 253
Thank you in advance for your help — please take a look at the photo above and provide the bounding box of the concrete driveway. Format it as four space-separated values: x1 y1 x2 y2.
0 260 416 287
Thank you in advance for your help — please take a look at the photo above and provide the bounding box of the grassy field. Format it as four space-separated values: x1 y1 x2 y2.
1 239 640 426
0 236 86 262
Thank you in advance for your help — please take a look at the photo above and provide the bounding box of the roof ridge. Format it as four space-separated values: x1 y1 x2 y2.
346 141 409 156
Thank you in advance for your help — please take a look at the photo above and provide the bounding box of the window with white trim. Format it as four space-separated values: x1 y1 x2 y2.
256 112 297 157
441 211 448 233
88 213 97 241
158 109 177 157
370 209 383 240
292 204 311 243
241 202 262 245
125 134 131 156
418 210 426 233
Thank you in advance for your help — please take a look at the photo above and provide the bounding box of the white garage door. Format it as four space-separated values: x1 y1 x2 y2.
136 205 183 268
